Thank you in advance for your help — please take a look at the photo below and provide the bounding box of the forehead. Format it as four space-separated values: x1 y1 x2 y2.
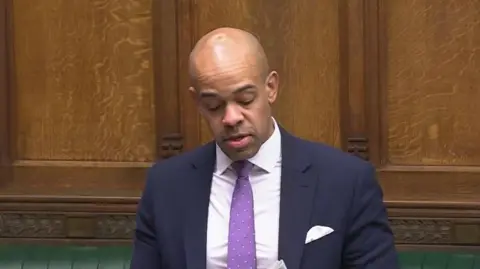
193 51 262 93
198 67 254 91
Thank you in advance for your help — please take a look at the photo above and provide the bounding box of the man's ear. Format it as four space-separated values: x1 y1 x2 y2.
189 86 206 116
188 86 197 102
265 71 279 104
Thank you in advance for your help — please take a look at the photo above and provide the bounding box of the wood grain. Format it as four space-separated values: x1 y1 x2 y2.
189 0 341 147
379 165 480 202
2 161 147 196
12 0 155 162
384 0 480 165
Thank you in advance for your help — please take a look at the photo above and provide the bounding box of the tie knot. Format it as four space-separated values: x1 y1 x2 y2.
231 160 253 178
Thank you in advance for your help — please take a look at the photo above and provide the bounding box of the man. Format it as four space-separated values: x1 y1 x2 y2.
131 27 399 269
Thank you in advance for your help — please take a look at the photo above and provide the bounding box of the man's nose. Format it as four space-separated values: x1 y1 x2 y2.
222 104 243 126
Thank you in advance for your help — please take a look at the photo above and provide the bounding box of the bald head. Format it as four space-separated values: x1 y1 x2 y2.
188 27 270 85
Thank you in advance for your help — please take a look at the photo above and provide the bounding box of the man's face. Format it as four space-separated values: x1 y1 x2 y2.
190 60 278 161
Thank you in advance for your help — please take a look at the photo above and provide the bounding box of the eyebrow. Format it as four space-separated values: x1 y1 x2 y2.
199 84 256 98
233 84 256 94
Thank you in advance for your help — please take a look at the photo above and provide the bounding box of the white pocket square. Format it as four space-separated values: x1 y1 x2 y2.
267 259 287 269
305 225 334 244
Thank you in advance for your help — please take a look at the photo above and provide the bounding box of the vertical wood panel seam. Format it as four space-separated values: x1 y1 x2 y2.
0 0 12 185
189 0 201 148
172 0 181 151
0 0 7 164
339 0 370 161
364 0 381 165
5 0 15 164
174 0 181 132
338 0 351 155
153 0 183 159
152 0 162 159
177 0 201 152
376 0 389 166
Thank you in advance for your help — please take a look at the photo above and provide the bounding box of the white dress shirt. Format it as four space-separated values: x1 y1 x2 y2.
206 118 282 269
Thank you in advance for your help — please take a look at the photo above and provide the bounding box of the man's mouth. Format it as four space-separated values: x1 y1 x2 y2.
226 134 249 141
224 134 251 149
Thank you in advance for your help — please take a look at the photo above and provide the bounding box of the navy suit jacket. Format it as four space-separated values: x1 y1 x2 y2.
131 128 399 269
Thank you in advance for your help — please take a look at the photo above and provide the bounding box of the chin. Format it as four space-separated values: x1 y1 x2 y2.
232 147 260 161
219 139 260 160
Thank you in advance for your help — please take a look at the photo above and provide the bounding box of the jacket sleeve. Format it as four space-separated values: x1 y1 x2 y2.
130 167 161 269
343 163 400 269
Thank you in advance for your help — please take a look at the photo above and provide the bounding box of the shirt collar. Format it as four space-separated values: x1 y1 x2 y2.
215 117 282 174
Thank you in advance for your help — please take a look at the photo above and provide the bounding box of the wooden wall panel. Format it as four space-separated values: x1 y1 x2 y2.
340 0 480 248
377 0 480 247
0 0 165 198
12 0 155 162
385 0 480 166
0 0 171 243
374 0 480 205
186 0 341 148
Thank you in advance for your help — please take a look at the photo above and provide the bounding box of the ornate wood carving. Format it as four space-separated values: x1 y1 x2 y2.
1 212 478 247
96 215 136 239
160 133 184 159
0 213 136 240
390 219 453 244
0 214 65 238
347 137 369 160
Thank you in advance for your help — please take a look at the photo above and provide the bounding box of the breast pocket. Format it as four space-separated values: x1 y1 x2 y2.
301 231 343 269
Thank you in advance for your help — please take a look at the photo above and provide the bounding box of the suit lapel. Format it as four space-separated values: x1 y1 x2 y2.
184 143 216 269
278 129 318 269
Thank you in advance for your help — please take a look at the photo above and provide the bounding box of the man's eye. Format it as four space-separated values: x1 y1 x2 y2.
202 100 223 111
207 105 220 111
239 99 254 106
204 102 223 111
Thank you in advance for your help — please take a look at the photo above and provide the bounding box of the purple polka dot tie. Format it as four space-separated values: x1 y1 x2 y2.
227 160 256 269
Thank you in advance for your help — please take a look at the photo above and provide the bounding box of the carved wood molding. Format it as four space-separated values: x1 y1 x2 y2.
1 212 478 246
347 137 369 160
160 133 184 159
388 201 480 245
0 213 135 240
390 219 453 244
0 198 477 245
96 215 136 239
391 218 480 245
0 213 65 238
